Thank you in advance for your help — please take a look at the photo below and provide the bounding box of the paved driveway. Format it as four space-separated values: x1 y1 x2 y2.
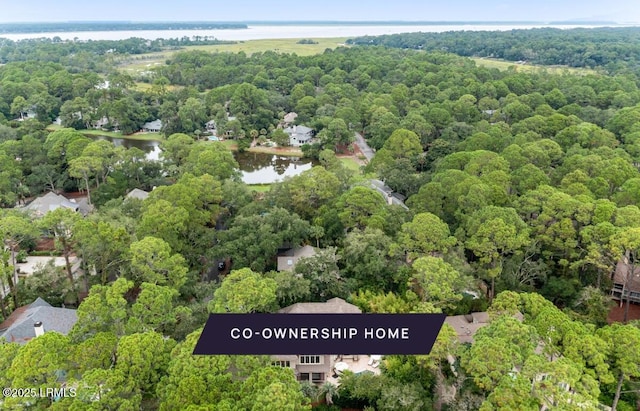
354 132 374 161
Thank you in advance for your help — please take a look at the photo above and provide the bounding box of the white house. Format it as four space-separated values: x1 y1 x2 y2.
284 125 314 147
142 119 162 133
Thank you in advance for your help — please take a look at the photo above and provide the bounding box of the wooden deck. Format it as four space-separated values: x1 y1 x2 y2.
607 301 640 323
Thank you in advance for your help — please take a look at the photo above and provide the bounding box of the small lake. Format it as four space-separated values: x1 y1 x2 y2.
235 151 318 184
96 136 316 184
93 135 162 161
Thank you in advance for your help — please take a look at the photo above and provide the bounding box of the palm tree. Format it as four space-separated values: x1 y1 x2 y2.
319 382 338 405
250 129 259 147
299 381 319 403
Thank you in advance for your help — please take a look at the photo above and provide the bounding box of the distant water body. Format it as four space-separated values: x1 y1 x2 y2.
0 24 628 41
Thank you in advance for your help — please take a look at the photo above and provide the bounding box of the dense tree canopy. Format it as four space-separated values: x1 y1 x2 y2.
2 26 640 410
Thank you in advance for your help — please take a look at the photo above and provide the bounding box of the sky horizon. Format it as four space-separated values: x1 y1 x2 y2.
0 1 638 24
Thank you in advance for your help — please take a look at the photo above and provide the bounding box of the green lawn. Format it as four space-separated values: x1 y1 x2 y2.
188 37 349 56
120 56 168 75
46 125 163 141
119 38 348 74
471 57 597 75
339 157 363 173
248 184 272 193
247 146 303 157
132 81 182 92
220 140 305 157
83 130 164 141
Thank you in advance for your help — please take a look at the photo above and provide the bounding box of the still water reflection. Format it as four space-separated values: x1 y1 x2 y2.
95 136 316 184
93 135 162 161
235 151 317 184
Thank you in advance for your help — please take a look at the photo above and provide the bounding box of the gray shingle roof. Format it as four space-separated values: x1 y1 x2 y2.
75 198 93 216
0 298 77 344
125 188 150 201
142 119 162 130
284 125 313 135
23 192 79 217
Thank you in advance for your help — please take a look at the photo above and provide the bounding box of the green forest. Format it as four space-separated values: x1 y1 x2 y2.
0 27 639 410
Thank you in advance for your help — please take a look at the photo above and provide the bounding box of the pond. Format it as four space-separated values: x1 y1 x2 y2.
235 151 318 184
93 135 162 161
95 136 317 184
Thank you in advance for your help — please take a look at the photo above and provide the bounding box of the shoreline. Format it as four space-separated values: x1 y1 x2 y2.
46 125 163 141
5 23 627 42
221 140 305 157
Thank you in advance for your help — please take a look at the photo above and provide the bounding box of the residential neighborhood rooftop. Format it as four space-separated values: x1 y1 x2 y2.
278 297 362 314
445 311 524 344
0 297 78 344
22 191 92 217
125 188 150 201
277 245 316 271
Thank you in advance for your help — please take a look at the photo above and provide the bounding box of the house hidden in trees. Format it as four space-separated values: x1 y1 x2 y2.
277 245 316 272
611 259 640 305
445 311 612 410
13 108 37 122
125 188 150 201
283 125 314 147
205 120 217 134
283 112 298 126
142 119 162 133
445 311 524 344
22 191 92 217
273 298 362 384
93 116 110 130
0 297 77 344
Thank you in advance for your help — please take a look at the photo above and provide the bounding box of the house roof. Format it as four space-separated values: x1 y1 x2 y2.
0 297 77 344
94 116 109 127
284 125 313 136
613 260 640 292
126 188 150 201
445 312 490 344
445 311 523 344
75 198 93 216
277 245 317 271
278 297 362 314
142 119 162 130
23 192 79 217
284 112 298 123
278 245 316 259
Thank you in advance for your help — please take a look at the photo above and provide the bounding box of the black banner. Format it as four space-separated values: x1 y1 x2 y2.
193 313 446 355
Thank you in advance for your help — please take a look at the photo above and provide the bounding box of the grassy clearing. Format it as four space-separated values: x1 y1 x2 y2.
45 125 163 141
132 82 182 92
79 129 163 141
220 140 237 149
471 57 597 75
338 157 363 173
188 37 349 56
120 56 168 75
248 146 303 157
118 38 348 74
220 140 304 157
248 184 272 193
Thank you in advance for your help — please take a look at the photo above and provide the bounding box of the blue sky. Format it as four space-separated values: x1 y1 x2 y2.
0 0 638 23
